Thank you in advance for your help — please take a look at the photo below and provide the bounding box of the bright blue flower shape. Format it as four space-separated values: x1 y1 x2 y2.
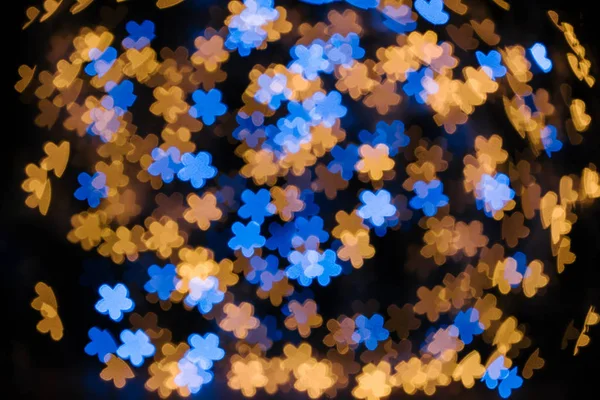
274 102 313 153
304 91 347 127
358 189 397 227
185 276 224 314
286 249 341 286
84 327 117 362
403 67 427 97
189 89 227 125
482 355 509 389
122 20 155 50
476 50 507 79
144 264 177 301
148 146 182 183
186 333 225 370
286 249 322 283
95 283 135 322
540 125 562 157
498 367 523 399
530 43 552 73
273 119 309 154
403 67 436 103
255 73 292 110
177 151 217 189
228 221 266 257
409 180 449 217
265 221 296 257
333 33 365 59
275 103 313 149
294 216 329 243
316 249 342 286
475 173 515 216
247 254 279 284
453 308 484 344
289 41 332 80
85 47 117 77
381 5 417 33
225 0 278 56
225 28 263 57
328 144 359 180
345 0 379 10
353 314 390 350
103 80 136 112
287 100 313 123
74 172 109 208
238 189 275 224
326 33 365 67
175 358 213 394
117 329 155 367
414 0 449 25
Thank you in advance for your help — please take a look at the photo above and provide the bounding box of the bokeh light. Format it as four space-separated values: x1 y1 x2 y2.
8 0 600 398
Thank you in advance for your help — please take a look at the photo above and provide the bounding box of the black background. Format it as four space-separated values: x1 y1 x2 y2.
4 0 600 398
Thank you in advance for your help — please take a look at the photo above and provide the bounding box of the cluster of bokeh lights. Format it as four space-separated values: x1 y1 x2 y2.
18 0 600 399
